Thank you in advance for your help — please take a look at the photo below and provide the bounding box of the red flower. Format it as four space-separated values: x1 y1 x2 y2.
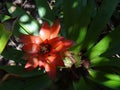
20 20 73 79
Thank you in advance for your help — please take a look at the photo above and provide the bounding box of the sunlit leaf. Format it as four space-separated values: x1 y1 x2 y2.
35 0 55 23
0 24 12 54
102 80 120 89
6 3 40 36
105 74 120 81
102 25 120 56
87 36 111 59
0 15 11 22
87 25 120 62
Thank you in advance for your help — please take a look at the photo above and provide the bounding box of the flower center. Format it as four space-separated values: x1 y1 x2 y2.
39 43 51 54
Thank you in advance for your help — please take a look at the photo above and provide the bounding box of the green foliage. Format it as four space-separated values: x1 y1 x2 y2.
6 3 40 36
0 24 12 54
35 0 55 23
82 0 120 50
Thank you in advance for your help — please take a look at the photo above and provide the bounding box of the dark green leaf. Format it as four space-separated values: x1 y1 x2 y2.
82 0 120 50
1 47 25 64
0 66 43 78
0 75 52 90
62 0 94 53
73 77 91 90
91 57 120 69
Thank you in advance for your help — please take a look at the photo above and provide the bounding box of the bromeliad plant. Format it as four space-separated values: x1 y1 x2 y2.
0 0 120 90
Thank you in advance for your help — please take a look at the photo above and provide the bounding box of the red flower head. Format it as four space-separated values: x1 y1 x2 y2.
20 20 73 79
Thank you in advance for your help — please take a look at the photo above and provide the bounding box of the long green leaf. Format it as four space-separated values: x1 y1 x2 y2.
82 0 120 50
91 57 120 69
102 80 120 90
88 36 111 59
0 24 12 54
102 25 120 56
62 0 94 54
86 25 120 60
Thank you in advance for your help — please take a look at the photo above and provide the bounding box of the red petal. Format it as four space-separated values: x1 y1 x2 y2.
52 41 64 52
62 40 73 51
49 37 64 45
50 19 60 39
38 57 46 67
47 54 56 63
39 22 50 41
25 57 39 70
55 55 64 66
20 35 42 45
23 43 40 54
45 63 56 80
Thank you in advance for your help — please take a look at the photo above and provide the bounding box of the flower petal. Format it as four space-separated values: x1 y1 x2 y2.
55 55 64 66
52 41 64 52
23 43 40 54
47 54 56 63
39 22 50 41
49 37 64 45
62 40 73 51
38 57 46 67
20 35 42 45
50 19 60 39
25 57 39 70
45 63 56 80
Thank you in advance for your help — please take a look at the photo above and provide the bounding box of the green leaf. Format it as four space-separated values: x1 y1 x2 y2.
69 0 94 41
1 47 25 64
105 74 120 81
87 73 114 90
86 25 120 60
73 77 91 90
62 0 94 54
87 36 111 59
62 0 81 28
0 24 12 54
24 75 52 90
102 25 120 56
35 0 55 23
6 3 40 36
0 75 52 90
91 57 120 69
0 15 11 22
0 66 43 78
0 79 24 90
82 0 120 50
102 80 120 90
